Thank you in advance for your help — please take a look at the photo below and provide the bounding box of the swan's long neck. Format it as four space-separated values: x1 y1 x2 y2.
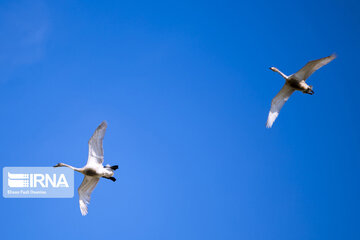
272 67 289 79
59 163 83 173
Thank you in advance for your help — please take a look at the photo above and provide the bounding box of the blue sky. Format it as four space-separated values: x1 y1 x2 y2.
0 0 359 239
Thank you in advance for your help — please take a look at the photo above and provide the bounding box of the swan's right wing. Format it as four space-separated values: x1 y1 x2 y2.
293 54 336 81
78 176 100 216
87 121 107 166
266 84 295 128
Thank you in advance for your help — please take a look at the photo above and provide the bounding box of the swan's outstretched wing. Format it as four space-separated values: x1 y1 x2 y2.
78 176 100 216
293 54 336 81
266 84 295 128
87 121 107 166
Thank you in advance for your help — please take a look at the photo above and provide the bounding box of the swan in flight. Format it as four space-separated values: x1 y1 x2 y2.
266 54 336 128
54 121 118 216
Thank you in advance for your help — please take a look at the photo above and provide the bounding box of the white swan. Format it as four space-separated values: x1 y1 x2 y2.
54 121 118 216
266 54 336 128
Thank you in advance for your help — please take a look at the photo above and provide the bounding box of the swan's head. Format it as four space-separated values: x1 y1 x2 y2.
269 67 277 72
53 163 64 168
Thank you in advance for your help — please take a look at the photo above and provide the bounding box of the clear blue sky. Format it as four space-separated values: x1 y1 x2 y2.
0 0 359 239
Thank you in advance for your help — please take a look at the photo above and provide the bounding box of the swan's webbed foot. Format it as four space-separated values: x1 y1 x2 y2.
304 86 314 95
102 176 117 182
110 165 118 170
109 177 116 182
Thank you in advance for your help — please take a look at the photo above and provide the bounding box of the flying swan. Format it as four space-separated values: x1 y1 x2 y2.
54 121 118 216
266 54 336 128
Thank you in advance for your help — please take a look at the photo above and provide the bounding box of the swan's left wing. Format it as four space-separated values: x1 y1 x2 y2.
266 84 295 128
87 121 107 166
78 176 100 216
293 54 336 81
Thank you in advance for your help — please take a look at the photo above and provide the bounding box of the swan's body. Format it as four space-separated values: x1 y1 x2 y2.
266 54 336 128
54 121 118 216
